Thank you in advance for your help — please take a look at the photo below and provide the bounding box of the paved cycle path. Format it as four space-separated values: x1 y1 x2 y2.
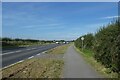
62 45 103 78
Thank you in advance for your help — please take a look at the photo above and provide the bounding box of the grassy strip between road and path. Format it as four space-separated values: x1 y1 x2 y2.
46 44 70 55
2 44 70 78
74 45 118 78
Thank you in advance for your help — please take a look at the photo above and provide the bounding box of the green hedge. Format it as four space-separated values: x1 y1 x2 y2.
75 33 94 49
74 20 120 73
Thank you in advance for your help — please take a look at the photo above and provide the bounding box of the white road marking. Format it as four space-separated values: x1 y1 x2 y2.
3 60 24 69
15 50 22 53
2 50 22 55
42 51 47 54
36 53 41 55
28 56 34 59
32 48 36 49
17 60 24 63
1 52 15 55
27 49 31 50
42 52 44 53
2 46 57 69
2 45 61 69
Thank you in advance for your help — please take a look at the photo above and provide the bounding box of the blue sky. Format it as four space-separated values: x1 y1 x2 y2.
2 2 118 40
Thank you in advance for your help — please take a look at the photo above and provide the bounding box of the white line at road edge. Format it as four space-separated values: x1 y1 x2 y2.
3 55 36 69
3 60 24 69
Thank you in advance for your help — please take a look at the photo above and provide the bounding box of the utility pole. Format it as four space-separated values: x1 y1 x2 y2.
81 37 84 51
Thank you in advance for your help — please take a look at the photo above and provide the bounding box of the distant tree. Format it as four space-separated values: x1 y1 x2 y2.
2 37 12 41
75 33 94 49
15 38 23 41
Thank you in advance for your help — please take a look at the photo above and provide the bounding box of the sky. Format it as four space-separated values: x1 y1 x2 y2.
2 2 118 40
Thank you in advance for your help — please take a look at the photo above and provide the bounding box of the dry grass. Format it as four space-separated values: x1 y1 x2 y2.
2 59 64 78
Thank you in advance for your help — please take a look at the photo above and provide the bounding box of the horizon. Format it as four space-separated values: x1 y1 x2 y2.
2 2 118 40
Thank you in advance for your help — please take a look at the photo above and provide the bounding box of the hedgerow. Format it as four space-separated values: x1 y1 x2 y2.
74 20 120 74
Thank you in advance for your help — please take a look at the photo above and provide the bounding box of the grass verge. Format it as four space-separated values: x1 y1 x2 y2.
46 44 70 55
74 46 118 78
2 59 64 78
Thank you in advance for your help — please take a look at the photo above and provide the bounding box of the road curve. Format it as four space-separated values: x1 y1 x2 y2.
2 44 63 68
62 45 103 78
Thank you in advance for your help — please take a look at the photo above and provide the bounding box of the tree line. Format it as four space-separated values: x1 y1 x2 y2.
1 37 55 48
2 37 54 43
74 20 120 75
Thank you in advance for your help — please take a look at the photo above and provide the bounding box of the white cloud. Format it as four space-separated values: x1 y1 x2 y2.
101 16 119 19
20 23 65 30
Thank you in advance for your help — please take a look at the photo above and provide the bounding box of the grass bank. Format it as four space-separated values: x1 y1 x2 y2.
74 45 118 78
2 44 70 78
46 44 70 55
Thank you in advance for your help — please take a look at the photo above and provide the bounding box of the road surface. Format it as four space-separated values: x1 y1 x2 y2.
63 45 103 78
2 44 63 68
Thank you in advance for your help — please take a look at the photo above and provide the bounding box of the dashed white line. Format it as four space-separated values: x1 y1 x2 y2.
15 50 22 53
28 56 34 59
2 52 15 55
42 51 47 54
2 50 22 55
37 53 41 55
32 48 36 50
27 49 31 50
2 47 54 69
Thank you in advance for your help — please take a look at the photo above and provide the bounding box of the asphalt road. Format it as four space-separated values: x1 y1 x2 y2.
2 44 63 68
63 45 103 78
